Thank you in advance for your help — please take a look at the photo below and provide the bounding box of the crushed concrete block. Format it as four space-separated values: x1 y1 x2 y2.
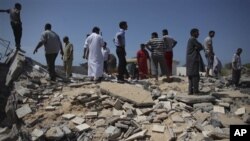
123 102 134 110
31 128 44 141
61 126 71 136
124 127 135 138
62 114 76 120
176 95 216 104
113 108 125 116
45 127 64 140
75 123 90 132
134 116 147 123
182 111 192 118
71 117 85 125
115 123 129 129
45 106 56 111
171 114 185 123
135 109 143 115
125 129 147 141
16 104 32 118
16 87 31 96
234 107 246 116
100 82 154 107
193 103 213 112
152 124 165 133
213 106 225 114
94 119 106 127
160 101 171 110
114 99 123 110
85 112 98 118
105 126 121 139
193 110 210 123
218 102 230 108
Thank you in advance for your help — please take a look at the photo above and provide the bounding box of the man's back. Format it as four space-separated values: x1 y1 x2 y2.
42 30 61 54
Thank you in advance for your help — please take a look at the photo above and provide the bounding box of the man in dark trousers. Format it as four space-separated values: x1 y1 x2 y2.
33 23 64 81
232 48 243 87
186 28 203 95
0 3 25 53
113 21 129 82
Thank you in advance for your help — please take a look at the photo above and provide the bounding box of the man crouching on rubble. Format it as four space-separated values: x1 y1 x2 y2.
33 23 64 81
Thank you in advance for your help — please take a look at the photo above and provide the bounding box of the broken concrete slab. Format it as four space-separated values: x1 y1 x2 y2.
176 95 216 104
152 124 165 133
193 103 213 112
113 99 123 110
213 106 225 114
75 123 90 132
31 128 44 141
71 117 85 125
212 91 248 99
193 110 210 123
62 114 76 120
234 107 246 116
15 104 32 118
100 82 154 107
105 126 121 140
171 114 185 123
85 112 98 118
5 53 26 86
125 129 147 141
45 127 64 140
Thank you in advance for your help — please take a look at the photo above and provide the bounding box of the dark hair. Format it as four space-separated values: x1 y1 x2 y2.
209 30 215 34
15 3 21 10
190 28 199 36
140 43 145 48
92 26 100 33
45 23 51 30
237 48 242 52
63 36 69 42
119 21 127 28
162 29 168 35
152 32 158 38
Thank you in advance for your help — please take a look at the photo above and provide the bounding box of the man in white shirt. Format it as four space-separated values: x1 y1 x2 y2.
101 42 110 74
204 30 215 77
84 27 104 82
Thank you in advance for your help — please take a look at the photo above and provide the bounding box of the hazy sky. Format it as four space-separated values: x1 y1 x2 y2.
1 0 249 66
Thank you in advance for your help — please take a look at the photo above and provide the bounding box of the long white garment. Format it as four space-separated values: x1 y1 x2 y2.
84 33 104 78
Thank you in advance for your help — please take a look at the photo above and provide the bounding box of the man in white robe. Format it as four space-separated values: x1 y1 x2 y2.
84 27 104 81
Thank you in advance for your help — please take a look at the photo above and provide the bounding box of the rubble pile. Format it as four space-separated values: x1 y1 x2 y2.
0 52 250 141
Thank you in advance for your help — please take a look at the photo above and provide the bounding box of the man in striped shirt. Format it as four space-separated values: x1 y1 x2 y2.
146 32 167 81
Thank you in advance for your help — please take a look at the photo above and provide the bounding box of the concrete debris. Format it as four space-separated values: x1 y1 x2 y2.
1 52 250 141
15 104 32 118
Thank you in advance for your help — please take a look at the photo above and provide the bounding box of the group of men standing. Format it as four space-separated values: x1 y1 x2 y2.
1 3 244 91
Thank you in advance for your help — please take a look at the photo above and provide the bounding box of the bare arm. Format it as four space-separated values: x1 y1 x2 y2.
0 9 9 13
33 41 44 54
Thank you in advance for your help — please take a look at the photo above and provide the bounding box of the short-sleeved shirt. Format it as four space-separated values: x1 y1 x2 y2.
204 36 213 54
114 29 125 47
163 35 176 52
40 30 62 54
146 38 164 56
232 53 242 70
